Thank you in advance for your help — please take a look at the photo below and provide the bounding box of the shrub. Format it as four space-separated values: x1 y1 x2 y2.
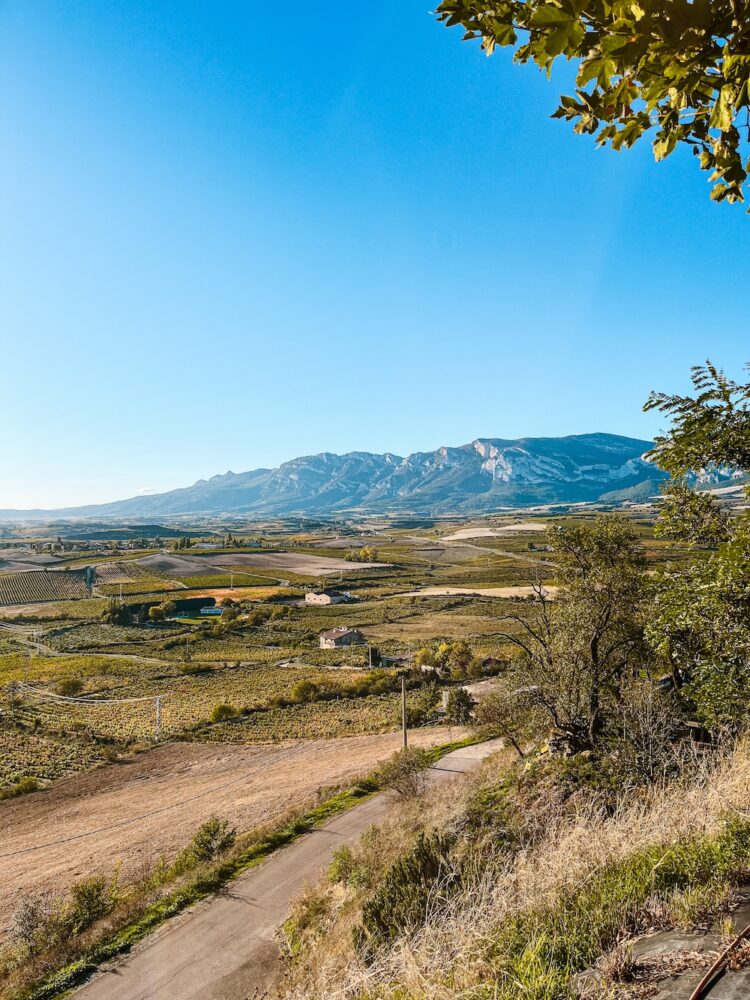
65 875 115 934
0 776 40 800
328 845 356 884
58 677 83 697
356 832 458 951
375 747 432 799
291 680 321 704
185 815 236 864
209 703 238 723
11 890 54 956
445 687 475 724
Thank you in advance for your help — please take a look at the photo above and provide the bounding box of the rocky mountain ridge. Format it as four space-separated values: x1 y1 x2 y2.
0 433 679 520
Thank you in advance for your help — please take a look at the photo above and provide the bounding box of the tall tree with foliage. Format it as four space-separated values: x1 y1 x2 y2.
496 515 647 751
437 1 750 204
644 361 750 733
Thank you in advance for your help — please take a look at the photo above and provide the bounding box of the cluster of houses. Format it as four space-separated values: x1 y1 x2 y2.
302 588 367 648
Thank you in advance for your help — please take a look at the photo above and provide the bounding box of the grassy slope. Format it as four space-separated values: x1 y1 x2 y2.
280 742 750 999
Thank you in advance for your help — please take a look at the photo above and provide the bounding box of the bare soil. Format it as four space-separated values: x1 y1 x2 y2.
133 554 225 577
204 552 390 575
0 728 462 938
443 522 546 541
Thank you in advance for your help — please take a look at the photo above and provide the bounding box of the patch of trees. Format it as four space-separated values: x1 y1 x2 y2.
415 640 484 680
346 546 379 563
479 361 750 768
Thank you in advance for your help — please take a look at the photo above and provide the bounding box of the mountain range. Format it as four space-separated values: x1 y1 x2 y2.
1 434 679 521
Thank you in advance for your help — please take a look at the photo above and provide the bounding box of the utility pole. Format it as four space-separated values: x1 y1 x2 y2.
401 674 408 749
368 644 372 669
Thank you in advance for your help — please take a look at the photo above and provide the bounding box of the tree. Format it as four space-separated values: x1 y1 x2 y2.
495 516 647 751
445 686 475 724
437 1 750 205
655 480 730 547
102 598 131 626
415 646 436 669
432 640 475 677
645 362 750 476
644 361 750 734
148 605 165 623
645 521 750 733
474 681 542 758
405 684 441 726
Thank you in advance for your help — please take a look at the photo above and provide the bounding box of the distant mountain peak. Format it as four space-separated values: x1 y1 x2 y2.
0 432 699 521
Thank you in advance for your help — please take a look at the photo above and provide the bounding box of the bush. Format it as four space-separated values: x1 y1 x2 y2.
328 845 356 884
209 703 238 723
65 875 115 934
356 832 458 951
0 776 40 800
375 747 432 799
291 680 321 704
11 890 53 956
187 815 236 863
58 677 83 697
445 687 475 724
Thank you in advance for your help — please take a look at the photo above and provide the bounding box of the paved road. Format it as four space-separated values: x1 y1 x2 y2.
73 740 503 1000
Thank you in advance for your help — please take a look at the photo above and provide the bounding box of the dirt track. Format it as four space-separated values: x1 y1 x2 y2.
72 741 502 1000
0 728 461 938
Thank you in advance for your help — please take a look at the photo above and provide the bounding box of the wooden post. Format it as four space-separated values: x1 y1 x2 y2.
401 675 408 749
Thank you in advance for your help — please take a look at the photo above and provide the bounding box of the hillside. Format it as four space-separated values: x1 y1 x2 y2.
1 434 671 520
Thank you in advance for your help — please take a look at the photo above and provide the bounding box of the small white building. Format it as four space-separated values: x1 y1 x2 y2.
305 588 349 606
319 627 365 649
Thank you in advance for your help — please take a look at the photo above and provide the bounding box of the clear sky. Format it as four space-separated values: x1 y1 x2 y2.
1 1 748 509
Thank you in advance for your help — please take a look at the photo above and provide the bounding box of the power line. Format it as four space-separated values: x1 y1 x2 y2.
17 683 168 706
0 741 319 860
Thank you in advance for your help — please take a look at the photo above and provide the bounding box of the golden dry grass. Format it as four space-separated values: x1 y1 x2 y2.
279 741 750 999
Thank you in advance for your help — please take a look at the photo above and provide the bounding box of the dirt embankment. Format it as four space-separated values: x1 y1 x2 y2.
0 728 462 938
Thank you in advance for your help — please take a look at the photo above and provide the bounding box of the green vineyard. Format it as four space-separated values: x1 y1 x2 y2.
0 570 91 606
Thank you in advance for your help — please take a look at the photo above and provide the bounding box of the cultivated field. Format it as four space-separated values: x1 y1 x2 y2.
396 584 558 599
442 521 547 540
0 570 91 606
206 552 390 574
0 727 463 939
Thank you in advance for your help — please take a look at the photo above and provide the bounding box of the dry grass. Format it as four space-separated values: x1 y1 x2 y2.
279 741 750 999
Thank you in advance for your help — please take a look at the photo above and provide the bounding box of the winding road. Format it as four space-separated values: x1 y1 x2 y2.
72 739 504 1000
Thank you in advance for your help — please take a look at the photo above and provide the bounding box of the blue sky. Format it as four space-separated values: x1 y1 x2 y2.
1 1 748 509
